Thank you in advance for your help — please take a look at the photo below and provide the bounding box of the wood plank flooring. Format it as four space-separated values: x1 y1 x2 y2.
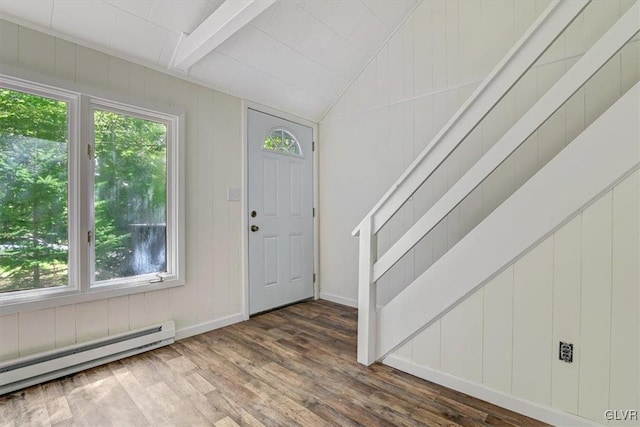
0 300 547 426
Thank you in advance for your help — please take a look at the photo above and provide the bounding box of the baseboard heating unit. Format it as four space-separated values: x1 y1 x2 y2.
0 320 175 395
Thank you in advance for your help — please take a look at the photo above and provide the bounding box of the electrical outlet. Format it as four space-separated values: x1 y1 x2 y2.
559 341 573 363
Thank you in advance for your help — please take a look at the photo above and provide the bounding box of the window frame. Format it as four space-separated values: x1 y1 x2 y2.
0 74 185 314
262 127 304 158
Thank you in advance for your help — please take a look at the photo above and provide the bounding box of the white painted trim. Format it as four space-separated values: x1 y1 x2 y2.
351 0 591 237
241 100 320 319
357 217 376 365
170 0 276 72
372 1 640 283
376 82 640 359
319 292 357 308
175 313 245 340
241 100 250 320
383 355 603 427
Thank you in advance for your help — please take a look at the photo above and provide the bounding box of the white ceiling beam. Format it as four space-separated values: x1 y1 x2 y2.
170 0 275 72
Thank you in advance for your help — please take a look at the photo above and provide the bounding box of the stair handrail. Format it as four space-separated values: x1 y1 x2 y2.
351 0 590 239
355 0 592 366
372 1 640 285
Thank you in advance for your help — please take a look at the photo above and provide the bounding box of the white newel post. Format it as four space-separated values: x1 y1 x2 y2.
357 216 377 365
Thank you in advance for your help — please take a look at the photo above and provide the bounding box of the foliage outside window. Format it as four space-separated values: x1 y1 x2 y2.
93 109 167 282
0 88 69 293
0 76 184 307
263 129 302 156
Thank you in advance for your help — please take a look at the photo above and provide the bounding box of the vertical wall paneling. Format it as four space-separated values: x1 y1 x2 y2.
412 2 432 97
196 88 216 321
609 171 639 419
387 29 403 104
108 296 130 335
441 289 483 383
482 266 514 394
128 63 146 101
54 38 76 82
458 0 482 83
397 172 639 426
376 44 390 108
76 46 108 90
128 294 147 331
0 20 19 66
54 305 76 348
75 300 109 342
107 56 130 95
431 0 447 91
551 216 582 414
579 192 613 421
512 237 553 405
411 319 441 370
144 290 170 326
19 309 56 356
403 14 415 99
17 27 55 76
445 0 459 88
620 41 640 94
0 314 19 361
317 0 638 424
395 339 413 360
584 55 621 127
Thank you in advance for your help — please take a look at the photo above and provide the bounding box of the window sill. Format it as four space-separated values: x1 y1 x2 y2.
0 277 185 316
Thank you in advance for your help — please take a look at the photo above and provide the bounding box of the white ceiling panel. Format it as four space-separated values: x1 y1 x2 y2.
189 51 242 89
1 0 417 121
216 25 277 67
319 33 369 78
147 0 210 34
348 9 390 56
158 31 181 68
300 0 340 25
260 1 311 50
0 0 53 28
111 10 169 64
324 0 368 39
362 0 416 29
104 0 153 20
293 13 334 63
51 0 119 47
250 41 299 86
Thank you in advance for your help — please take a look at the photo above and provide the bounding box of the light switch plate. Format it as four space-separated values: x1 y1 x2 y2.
226 187 241 201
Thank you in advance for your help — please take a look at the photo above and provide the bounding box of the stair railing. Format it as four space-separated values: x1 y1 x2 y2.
354 0 640 366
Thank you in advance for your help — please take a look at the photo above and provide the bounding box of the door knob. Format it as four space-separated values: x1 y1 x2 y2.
251 225 259 232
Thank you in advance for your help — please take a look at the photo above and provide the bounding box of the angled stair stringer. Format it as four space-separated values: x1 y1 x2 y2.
376 82 640 359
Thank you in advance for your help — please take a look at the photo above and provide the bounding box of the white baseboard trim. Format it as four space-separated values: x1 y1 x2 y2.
319 292 357 308
175 313 245 340
383 355 603 427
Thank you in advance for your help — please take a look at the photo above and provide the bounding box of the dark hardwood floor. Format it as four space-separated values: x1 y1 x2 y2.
0 300 547 426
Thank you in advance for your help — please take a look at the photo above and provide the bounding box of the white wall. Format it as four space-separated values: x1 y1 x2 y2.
392 170 639 426
318 0 639 306
0 19 244 360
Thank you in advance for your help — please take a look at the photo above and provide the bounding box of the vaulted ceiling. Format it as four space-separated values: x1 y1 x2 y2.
0 0 417 120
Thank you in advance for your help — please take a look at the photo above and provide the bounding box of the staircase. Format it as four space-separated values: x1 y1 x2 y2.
352 0 640 370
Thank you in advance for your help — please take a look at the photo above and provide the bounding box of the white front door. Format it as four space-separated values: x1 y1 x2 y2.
248 109 314 315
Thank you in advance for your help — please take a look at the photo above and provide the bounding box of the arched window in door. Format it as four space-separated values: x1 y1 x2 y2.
263 129 302 156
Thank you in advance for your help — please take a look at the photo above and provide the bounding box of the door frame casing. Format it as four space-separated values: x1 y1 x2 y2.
241 100 319 320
